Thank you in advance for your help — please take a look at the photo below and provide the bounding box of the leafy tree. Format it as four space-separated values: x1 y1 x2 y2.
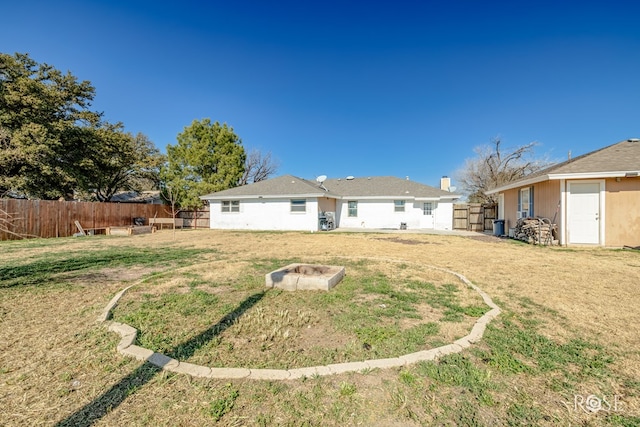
75 127 165 201
162 119 246 210
455 137 552 204
0 52 101 199
239 149 279 185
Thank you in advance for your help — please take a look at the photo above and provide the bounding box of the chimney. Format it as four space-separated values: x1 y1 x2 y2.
440 176 451 191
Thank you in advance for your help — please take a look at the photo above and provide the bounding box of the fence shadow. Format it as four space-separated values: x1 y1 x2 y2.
55 291 266 427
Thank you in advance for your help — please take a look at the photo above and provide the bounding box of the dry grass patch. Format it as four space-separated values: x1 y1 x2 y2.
112 257 485 369
1 229 639 426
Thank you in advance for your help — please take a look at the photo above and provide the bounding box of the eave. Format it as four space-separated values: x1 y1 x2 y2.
485 171 640 194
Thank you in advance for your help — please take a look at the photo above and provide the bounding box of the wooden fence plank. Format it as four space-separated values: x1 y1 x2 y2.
0 200 172 240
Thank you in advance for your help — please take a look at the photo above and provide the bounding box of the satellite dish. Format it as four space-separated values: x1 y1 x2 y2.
316 175 327 183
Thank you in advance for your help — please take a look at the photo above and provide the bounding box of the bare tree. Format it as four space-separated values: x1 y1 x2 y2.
161 185 182 240
239 149 279 185
455 137 553 204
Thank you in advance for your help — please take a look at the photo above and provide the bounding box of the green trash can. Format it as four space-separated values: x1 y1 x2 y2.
493 219 505 236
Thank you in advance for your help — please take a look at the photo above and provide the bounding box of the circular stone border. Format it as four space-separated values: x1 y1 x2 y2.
98 265 500 380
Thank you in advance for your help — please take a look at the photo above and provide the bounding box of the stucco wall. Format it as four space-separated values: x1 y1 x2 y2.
337 199 413 229
208 197 455 231
605 177 640 247
337 199 454 230
434 202 454 230
499 177 640 247
209 198 319 231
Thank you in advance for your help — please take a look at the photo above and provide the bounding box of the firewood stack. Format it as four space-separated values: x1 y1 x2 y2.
514 217 558 245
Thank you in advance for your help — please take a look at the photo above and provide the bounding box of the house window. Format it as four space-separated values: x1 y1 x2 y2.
423 202 433 215
290 199 306 212
221 200 240 212
394 200 405 212
518 187 534 217
348 201 358 217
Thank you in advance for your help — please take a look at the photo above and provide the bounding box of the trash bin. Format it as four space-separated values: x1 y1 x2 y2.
493 219 505 236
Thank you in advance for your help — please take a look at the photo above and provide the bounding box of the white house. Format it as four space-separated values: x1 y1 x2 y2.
200 175 460 232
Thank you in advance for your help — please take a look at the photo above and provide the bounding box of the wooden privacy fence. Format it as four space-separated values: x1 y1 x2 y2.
178 207 210 229
453 203 497 232
0 199 171 240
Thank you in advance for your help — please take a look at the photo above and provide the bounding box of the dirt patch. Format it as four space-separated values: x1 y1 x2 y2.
374 236 442 245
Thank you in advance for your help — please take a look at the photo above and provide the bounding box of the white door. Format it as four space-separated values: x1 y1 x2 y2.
421 202 435 229
568 182 601 244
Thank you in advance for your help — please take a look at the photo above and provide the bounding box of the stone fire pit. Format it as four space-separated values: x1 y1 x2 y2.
265 263 345 291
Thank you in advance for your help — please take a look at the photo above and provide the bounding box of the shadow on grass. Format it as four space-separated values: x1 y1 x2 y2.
0 247 214 288
55 291 266 427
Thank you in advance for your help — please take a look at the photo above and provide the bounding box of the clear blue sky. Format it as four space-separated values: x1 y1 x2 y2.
3 0 639 188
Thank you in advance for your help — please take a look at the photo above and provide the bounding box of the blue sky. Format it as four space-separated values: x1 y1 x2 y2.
3 1 639 189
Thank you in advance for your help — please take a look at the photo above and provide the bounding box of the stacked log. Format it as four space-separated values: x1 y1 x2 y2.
514 217 558 245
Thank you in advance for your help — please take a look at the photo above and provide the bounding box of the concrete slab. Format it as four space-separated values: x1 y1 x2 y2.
266 263 345 291
364 357 406 370
436 343 463 357
327 361 370 375
287 366 333 379
169 362 212 378
399 349 439 364
208 367 251 379
148 353 180 370
454 337 472 349
120 345 153 361
248 369 291 380
117 333 136 351
468 322 487 343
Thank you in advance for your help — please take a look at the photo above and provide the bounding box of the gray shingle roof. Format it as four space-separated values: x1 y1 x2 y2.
200 175 333 198
323 176 458 199
487 139 640 193
201 175 459 199
547 139 640 174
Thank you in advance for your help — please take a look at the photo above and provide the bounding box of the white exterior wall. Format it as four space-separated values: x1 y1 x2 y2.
337 199 454 230
209 198 319 231
338 199 414 229
434 201 454 230
207 197 455 231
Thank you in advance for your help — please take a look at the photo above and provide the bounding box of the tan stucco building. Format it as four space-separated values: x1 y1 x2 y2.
486 139 640 247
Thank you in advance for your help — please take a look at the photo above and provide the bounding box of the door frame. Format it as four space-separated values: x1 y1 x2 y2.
564 179 605 245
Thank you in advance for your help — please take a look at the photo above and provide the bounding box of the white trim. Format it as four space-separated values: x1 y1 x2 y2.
550 171 638 180
487 170 639 194
203 193 330 200
559 179 566 246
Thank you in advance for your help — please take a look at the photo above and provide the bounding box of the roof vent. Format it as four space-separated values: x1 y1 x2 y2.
628 138 639 143
346 176 354 180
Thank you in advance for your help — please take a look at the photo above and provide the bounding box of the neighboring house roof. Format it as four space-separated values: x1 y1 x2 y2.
486 139 640 194
201 174 460 200
110 191 163 204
